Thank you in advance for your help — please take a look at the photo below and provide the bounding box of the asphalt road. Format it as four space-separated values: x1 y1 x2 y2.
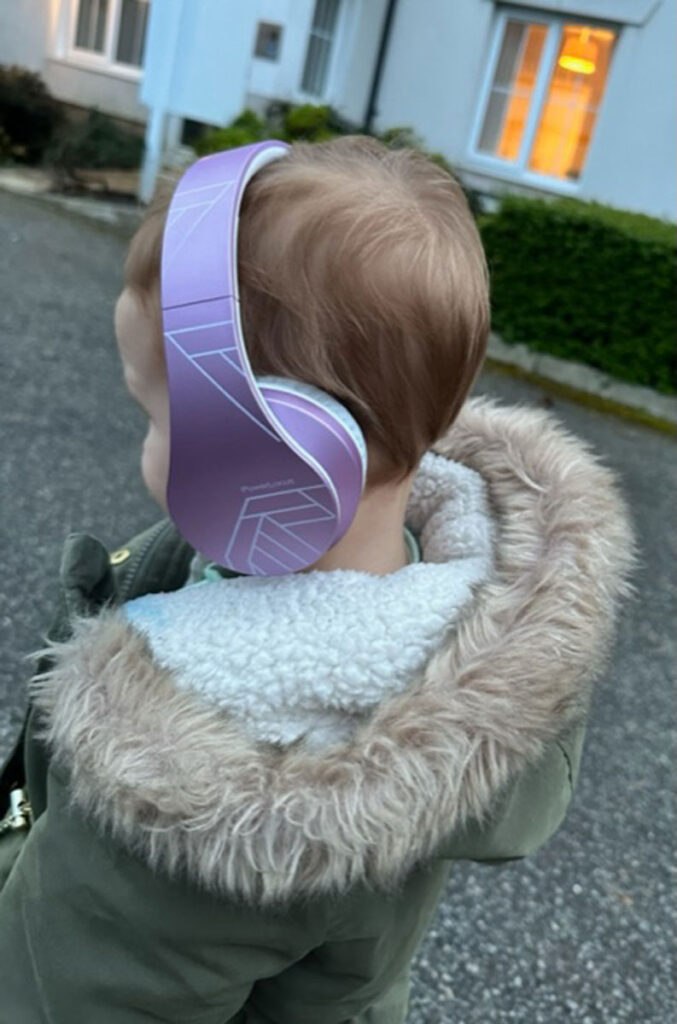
0 190 674 1023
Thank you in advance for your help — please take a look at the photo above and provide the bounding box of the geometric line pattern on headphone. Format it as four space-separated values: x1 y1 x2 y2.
164 327 280 442
228 484 334 573
164 177 237 268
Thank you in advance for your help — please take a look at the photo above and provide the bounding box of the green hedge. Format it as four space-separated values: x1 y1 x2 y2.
45 109 143 172
480 196 677 393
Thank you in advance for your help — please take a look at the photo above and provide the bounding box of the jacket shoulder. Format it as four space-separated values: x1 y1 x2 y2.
57 519 194 616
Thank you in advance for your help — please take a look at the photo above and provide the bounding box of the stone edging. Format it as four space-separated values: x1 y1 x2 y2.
487 335 677 434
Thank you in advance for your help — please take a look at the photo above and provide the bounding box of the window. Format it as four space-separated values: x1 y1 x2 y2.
475 15 616 182
115 0 150 66
254 21 283 62
301 0 342 97
75 0 108 53
71 0 149 71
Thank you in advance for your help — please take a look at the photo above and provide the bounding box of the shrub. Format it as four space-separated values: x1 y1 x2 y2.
480 196 677 393
0 65 63 163
378 125 422 150
231 108 267 137
194 124 261 156
194 103 343 155
193 109 266 156
45 109 144 173
282 103 336 142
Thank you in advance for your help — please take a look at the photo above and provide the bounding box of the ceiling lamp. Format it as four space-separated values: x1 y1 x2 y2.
559 28 598 75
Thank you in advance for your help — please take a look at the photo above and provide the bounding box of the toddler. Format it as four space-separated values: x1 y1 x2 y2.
0 136 633 1023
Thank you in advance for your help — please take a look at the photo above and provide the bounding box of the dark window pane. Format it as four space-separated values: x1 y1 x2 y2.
115 0 149 66
75 0 109 53
301 0 341 96
314 0 340 34
254 22 283 61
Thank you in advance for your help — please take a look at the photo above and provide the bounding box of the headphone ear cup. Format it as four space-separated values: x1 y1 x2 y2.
257 376 368 480
257 376 367 532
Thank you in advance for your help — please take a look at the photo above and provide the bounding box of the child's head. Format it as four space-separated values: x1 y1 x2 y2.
116 135 488 502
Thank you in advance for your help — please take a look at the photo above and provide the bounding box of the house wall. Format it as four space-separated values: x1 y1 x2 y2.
248 0 313 106
0 0 50 71
336 0 389 125
375 0 676 220
0 0 147 124
43 60 147 123
246 0 386 124
581 0 676 221
373 0 493 159
46 0 147 124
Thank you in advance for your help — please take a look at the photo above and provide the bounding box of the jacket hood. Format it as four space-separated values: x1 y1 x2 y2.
32 399 633 904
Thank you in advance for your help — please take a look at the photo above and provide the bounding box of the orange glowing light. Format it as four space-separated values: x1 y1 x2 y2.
559 54 596 74
529 25 615 179
558 29 597 75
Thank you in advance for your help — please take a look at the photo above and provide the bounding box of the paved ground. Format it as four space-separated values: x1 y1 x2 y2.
0 190 674 1022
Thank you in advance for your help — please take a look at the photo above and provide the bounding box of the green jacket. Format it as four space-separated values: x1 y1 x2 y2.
0 401 633 1023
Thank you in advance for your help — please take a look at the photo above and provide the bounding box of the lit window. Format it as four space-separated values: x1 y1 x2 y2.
476 17 616 182
529 25 615 180
301 0 342 97
254 22 283 62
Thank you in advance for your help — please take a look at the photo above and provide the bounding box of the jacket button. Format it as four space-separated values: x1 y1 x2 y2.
109 547 131 565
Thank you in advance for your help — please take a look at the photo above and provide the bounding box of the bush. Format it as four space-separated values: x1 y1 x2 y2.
45 109 144 173
193 109 266 156
282 103 336 142
0 65 63 163
480 196 677 393
194 103 342 155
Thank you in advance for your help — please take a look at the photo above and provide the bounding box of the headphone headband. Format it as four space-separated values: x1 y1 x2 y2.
160 142 366 575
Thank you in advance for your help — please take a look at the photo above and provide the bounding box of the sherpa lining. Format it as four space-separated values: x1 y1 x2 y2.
31 399 634 904
122 454 494 748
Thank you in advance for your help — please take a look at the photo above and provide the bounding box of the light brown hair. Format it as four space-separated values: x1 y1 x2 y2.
124 136 489 483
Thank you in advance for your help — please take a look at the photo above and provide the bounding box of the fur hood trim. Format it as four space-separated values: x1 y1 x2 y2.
32 400 634 904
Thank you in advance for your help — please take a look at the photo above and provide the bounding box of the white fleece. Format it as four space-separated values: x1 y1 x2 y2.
123 453 494 747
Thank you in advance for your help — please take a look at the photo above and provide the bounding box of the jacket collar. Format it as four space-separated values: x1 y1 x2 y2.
121 452 494 749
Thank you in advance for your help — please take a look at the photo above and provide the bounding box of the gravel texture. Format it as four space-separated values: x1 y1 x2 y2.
0 190 674 1023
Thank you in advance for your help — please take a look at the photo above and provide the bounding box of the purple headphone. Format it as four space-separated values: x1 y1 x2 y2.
160 141 367 575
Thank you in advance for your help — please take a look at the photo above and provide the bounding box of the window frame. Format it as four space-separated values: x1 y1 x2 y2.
65 0 150 80
468 6 619 192
296 0 350 103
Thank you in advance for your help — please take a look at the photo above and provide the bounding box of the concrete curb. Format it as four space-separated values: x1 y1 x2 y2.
486 335 677 434
0 168 142 231
2 171 674 433
30 191 143 231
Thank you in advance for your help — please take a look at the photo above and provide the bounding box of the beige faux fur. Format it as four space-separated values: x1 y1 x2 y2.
31 399 633 904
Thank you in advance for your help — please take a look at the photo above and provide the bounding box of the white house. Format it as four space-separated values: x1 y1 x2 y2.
1 0 674 220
